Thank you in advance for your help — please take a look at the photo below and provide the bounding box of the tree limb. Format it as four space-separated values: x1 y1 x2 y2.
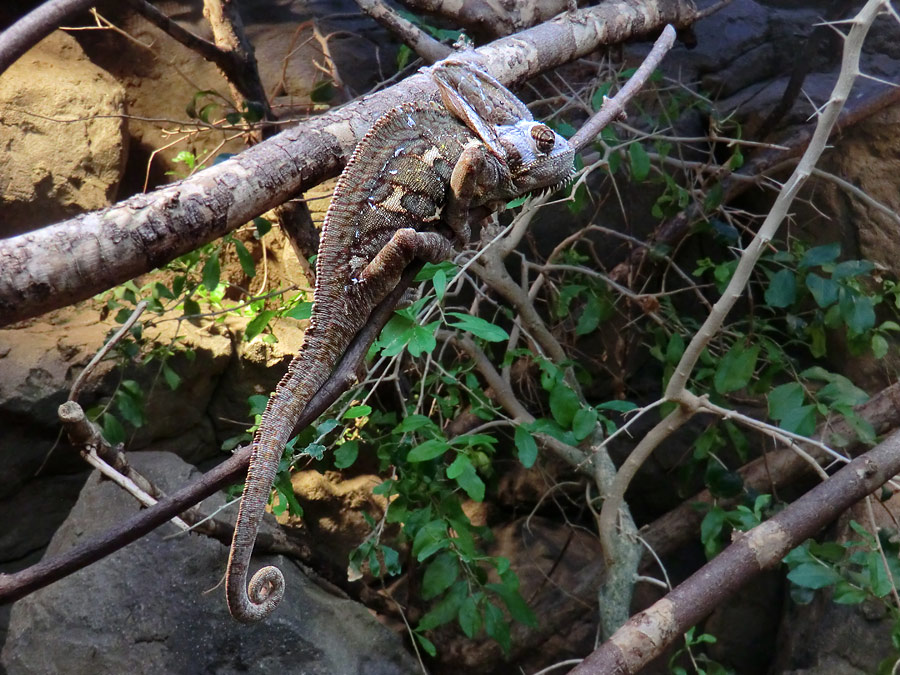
0 0 700 327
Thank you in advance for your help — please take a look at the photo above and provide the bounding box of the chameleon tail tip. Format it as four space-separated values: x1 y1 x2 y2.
228 565 285 623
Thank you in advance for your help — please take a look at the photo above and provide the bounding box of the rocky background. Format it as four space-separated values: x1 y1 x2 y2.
2 1 900 673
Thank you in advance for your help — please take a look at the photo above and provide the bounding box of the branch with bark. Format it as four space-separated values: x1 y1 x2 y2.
573 428 900 674
0 0 700 327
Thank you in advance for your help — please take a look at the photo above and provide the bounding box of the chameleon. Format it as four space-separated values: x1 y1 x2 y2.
225 57 576 622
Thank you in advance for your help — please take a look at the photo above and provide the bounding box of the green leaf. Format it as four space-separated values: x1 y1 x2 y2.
333 440 358 469
700 506 726 557
101 413 126 445
245 310 276 341
116 391 144 428
344 405 371 419
665 332 685 364
800 242 841 268
840 292 876 335
484 602 511 654
805 273 839 308
233 240 256 278
183 297 201 317
832 580 868 604
505 195 528 209
376 314 415 356
590 81 612 111
768 382 805 421
572 407 598 441
713 343 759 394
817 375 868 407
872 334 889 359
597 400 638 413
407 438 449 462
868 550 893 598
414 633 437 657
422 552 459 600
458 595 482 638
202 251 221 292
407 321 439 357
832 259 874 280
284 301 312 320
575 293 612 336
628 142 651 181
765 269 796 308
412 520 449 561
446 454 485 501
303 443 325 460
253 217 272 238
446 312 509 342
549 382 580 428
162 363 181 391
395 414 438 433
779 404 817 436
787 562 841 589
382 545 401 576
514 426 538 468
418 580 466 631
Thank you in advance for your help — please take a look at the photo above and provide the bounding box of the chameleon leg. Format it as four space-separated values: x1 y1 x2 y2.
444 143 489 248
358 228 454 302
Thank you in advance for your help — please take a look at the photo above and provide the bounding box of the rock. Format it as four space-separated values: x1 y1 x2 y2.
0 31 127 236
0 451 417 675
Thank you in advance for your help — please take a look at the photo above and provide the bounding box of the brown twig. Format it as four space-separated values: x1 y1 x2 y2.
0 263 422 606
355 0 451 64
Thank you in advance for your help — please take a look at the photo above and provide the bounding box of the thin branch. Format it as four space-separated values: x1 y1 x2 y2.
0 263 422 605
69 301 147 402
354 0 451 64
570 25 677 152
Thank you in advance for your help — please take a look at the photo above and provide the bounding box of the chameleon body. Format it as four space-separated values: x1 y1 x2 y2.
226 59 575 622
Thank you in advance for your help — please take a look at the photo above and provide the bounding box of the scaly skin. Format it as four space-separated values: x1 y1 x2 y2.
226 60 575 623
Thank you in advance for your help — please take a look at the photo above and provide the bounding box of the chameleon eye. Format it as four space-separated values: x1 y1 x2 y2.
531 124 556 154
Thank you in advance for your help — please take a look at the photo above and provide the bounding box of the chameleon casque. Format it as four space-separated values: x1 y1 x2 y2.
225 57 576 622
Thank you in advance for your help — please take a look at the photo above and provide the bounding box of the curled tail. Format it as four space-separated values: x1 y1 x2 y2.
225 350 330 622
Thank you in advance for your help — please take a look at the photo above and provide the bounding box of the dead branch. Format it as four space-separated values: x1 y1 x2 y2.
397 0 571 41
0 0 701 328
570 427 900 674
0 263 421 605
570 25 677 151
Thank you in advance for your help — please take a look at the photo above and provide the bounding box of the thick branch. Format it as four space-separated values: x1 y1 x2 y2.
571 427 900 674
0 0 700 327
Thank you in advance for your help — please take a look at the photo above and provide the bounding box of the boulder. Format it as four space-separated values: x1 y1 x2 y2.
0 451 417 675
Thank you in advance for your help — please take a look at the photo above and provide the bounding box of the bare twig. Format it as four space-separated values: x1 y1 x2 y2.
69 301 147 402
570 25 677 152
355 0 451 64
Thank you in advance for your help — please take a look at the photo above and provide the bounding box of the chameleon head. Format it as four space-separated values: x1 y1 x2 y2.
495 120 576 196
